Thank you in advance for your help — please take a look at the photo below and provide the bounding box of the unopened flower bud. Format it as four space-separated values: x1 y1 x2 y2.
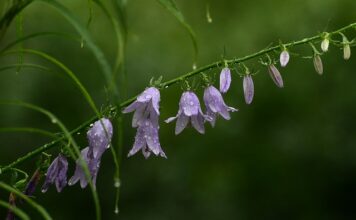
267 64 284 88
343 36 351 60
313 55 323 75
321 35 330 52
280 50 290 67
243 75 254 104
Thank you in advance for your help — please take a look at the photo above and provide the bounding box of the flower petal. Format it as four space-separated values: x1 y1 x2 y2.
180 92 199 116
219 67 231 93
175 114 189 135
191 114 205 134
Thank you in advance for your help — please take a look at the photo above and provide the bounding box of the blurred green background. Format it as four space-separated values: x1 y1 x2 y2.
1 0 356 219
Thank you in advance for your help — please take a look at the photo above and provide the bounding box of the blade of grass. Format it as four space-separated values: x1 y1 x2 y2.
0 181 52 220
0 199 30 220
157 0 198 67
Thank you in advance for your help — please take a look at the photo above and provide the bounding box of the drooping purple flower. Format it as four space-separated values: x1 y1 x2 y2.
165 91 211 134
41 154 68 193
313 55 323 75
87 118 113 159
24 169 41 196
128 119 166 159
122 87 160 128
268 64 284 88
243 75 254 104
280 50 290 67
203 86 238 127
68 147 100 188
123 87 166 158
219 67 231 93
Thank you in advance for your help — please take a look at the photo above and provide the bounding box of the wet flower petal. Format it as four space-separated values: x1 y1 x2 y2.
166 91 211 134
268 64 284 88
128 119 166 158
68 147 100 189
42 154 68 193
203 86 237 127
243 75 254 104
123 87 161 127
219 67 231 93
87 118 113 159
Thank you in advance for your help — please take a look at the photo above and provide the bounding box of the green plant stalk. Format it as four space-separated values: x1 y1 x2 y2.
1 22 355 174
0 199 30 220
0 182 52 220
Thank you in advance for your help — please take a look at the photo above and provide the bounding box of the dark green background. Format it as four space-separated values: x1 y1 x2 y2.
0 0 356 219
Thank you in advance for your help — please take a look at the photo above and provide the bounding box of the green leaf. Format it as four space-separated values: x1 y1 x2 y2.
157 0 198 66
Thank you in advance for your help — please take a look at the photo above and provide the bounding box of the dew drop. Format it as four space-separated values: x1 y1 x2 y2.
90 123 94 127
114 179 121 188
192 63 197 70
114 207 119 214
164 85 169 89
51 119 57 124
77 132 81 135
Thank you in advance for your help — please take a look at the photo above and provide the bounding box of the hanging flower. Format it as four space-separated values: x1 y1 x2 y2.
87 118 113 159
123 87 166 158
219 67 231 93
243 75 254 104
268 64 284 88
280 50 290 67
203 86 237 127
165 91 212 134
41 154 68 193
128 119 166 159
122 87 160 128
313 55 323 75
68 147 100 188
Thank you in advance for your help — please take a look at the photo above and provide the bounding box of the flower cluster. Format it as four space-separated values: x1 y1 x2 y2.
124 70 238 158
42 118 113 192
123 87 166 158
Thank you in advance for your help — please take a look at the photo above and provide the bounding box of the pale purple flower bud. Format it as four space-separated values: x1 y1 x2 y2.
280 50 290 67
41 154 68 193
165 91 212 134
203 86 237 127
321 38 329 52
128 119 166 159
219 67 231 93
87 118 113 159
68 147 100 188
313 55 323 75
267 64 284 88
122 87 160 128
243 75 254 104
